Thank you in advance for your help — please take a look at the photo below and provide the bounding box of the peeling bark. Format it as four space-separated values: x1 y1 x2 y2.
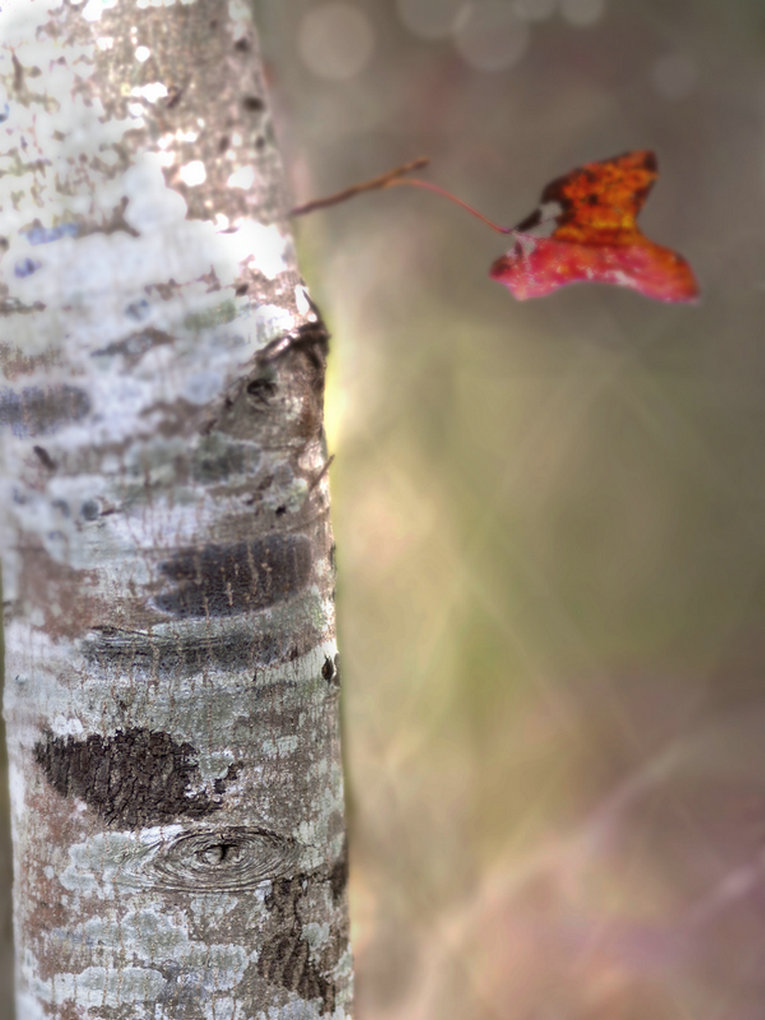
0 1 351 1017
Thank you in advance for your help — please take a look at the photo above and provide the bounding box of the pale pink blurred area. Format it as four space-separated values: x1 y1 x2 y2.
254 0 765 1016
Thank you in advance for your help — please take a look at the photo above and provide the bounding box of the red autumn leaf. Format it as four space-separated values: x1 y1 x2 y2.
291 149 699 304
489 151 699 303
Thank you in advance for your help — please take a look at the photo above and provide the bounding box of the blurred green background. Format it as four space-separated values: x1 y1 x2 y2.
258 1 765 1017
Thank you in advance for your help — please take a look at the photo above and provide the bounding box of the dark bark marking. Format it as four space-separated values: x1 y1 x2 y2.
12 52 24 92
191 439 249 482
14 255 41 277
155 535 312 618
91 326 174 367
257 932 335 1015
260 877 335 1013
241 94 264 113
213 761 239 794
23 223 79 246
265 875 303 915
82 623 321 676
255 320 329 368
322 653 341 690
83 625 284 673
329 841 348 904
205 316 328 439
34 728 229 828
165 83 186 109
125 297 150 320
80 499 100 521
0 384 90 437
245 372 278 406
32 444 56 470
0 296 46 316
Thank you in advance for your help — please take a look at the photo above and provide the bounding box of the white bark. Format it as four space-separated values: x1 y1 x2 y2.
0 1 351 1017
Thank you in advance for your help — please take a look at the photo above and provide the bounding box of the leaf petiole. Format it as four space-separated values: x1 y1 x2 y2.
290 158 517 234
382 176 513 234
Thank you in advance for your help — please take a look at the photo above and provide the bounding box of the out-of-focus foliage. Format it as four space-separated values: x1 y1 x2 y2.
257 0 765 1016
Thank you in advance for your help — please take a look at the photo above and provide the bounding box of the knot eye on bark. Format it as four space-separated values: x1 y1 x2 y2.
198 840 241 866
246 374 277 404
140 826 304 892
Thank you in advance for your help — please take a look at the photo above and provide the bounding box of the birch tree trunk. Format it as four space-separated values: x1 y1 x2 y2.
0 1 351 1017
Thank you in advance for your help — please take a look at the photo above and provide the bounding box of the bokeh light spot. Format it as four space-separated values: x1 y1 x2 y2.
396 0 463 39
560 0 605 26
453 1 529 72
298 2 375 81
178 160 206 186
650 52 697 100
227 166 256 189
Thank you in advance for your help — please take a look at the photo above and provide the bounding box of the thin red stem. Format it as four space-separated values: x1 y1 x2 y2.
290 158 520 235
384 177 514 234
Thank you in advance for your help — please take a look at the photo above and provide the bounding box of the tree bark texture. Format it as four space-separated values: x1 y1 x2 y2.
0 1 351 1017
